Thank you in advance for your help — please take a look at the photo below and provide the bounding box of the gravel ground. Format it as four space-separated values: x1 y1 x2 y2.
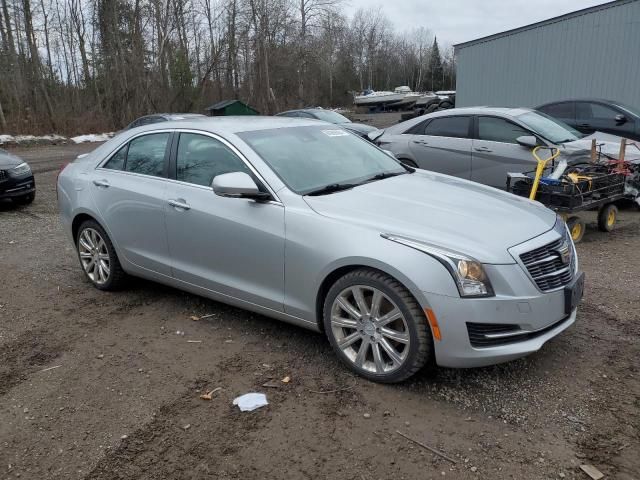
0 142 638 480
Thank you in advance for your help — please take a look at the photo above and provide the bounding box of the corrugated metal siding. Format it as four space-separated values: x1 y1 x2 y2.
455 0 640 109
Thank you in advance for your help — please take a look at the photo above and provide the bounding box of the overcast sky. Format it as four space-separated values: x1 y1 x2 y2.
344 0 610 46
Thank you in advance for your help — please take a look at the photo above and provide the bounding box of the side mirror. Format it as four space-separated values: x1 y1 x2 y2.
212 172 271 201
516 135 540 149
615 114 627 124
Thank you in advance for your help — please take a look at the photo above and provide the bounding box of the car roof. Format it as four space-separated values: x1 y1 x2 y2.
277 108 323 115
420 106 534 118
537 98 617 106
128 115 325 135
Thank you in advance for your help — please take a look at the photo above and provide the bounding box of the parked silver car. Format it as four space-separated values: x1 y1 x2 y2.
57 117 584 383
372 107 595 188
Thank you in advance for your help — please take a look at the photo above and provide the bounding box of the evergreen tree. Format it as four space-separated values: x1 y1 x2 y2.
428 37 443 91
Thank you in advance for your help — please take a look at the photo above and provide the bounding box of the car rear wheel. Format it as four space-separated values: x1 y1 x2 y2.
76 220 126 290
323 269 432 383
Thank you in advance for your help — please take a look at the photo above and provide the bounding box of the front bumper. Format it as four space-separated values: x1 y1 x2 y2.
0 174 36 199
426 287 578 368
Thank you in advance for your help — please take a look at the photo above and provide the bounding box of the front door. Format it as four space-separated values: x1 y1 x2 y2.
90 132 173 276
471 116 537 189
164 132 285 311
576 102 636 138
408 116 472 179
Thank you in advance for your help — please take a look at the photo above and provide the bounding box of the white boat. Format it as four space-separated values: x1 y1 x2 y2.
354 86 416 107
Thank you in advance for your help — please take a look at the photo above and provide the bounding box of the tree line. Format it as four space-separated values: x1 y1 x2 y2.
0 0 456 134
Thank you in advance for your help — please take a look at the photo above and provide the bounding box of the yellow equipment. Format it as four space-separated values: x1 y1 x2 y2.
528 146 560 200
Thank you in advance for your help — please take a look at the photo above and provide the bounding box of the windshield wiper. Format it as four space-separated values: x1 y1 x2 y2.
305 183 357 196
363 170 407 183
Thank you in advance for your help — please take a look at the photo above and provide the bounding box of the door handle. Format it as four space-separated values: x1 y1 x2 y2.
412 139 429 145
578 123 591 128
93 179 110 188
168 199 191 210
474 146 492 152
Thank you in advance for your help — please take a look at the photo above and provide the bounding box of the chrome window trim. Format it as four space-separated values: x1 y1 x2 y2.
96 129 174 170
96 128 282 204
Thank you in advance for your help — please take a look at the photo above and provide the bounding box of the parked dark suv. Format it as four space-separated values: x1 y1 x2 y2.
536 99 640 141
0 148 35 204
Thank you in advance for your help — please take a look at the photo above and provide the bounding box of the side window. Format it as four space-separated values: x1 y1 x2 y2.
539 102 574 119
590 103 619 120
124 133 170 177
423 116 470 138
103 144 127 170
176 133 251 187
575 102 593 120
477 117 530 144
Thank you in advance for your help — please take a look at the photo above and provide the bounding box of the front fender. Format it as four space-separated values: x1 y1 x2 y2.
283 204 459 323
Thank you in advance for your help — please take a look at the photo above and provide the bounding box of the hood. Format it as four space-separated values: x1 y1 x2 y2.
0 150 24 169
342 122 377 135
304 171 557 264
562 133 640 162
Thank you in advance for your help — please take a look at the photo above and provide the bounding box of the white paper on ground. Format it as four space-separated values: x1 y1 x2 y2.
233 393 268 412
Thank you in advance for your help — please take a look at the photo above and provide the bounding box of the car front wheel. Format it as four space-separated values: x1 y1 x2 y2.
76 220 126 290
323 269 433 383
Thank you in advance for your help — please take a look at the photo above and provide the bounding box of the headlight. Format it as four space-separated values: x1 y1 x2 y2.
381 233 494 298
10 162 31 176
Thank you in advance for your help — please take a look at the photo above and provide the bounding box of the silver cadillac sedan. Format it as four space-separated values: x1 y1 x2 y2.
57 117 584 383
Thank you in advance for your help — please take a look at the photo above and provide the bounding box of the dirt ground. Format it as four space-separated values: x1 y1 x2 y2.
0 141 638 480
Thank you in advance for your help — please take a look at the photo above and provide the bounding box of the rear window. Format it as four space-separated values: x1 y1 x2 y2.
423 116 470 138
539 102 574 118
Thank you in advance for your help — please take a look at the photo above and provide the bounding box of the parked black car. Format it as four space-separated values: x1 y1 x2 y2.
125 113 206 130
275 108 377 138
0 148 35 204
536 99 640 141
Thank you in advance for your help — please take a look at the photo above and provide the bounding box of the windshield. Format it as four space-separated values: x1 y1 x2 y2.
516 111 584 143
239 126 405 194
310 110 351 124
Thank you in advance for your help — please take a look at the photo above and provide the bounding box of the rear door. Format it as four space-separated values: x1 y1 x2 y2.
407 116 472 179
538 102 575 127
90 132 173 275
471 116 538 188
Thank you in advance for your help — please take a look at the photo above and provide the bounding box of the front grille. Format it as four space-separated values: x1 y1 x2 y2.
467 316 571 348
520 233 574 292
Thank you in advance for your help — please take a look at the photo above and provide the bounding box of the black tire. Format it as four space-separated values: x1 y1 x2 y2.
439 101 453 109
566 216 586 243
76 220 127 291
399 158 418 169
597 204 617 232
15 192 35 205
323 268 433 383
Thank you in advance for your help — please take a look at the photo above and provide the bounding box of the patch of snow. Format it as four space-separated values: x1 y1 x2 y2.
0 133 66 145
70 132 114 144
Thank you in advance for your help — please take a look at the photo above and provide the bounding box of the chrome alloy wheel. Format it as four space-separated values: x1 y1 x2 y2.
78 228 110 285
330 285 410 374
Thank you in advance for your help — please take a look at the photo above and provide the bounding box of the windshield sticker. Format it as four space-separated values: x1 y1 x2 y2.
322 129 349 137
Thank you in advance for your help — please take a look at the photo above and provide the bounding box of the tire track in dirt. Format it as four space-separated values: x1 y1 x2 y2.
84 354 284 479
0 329 66 395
